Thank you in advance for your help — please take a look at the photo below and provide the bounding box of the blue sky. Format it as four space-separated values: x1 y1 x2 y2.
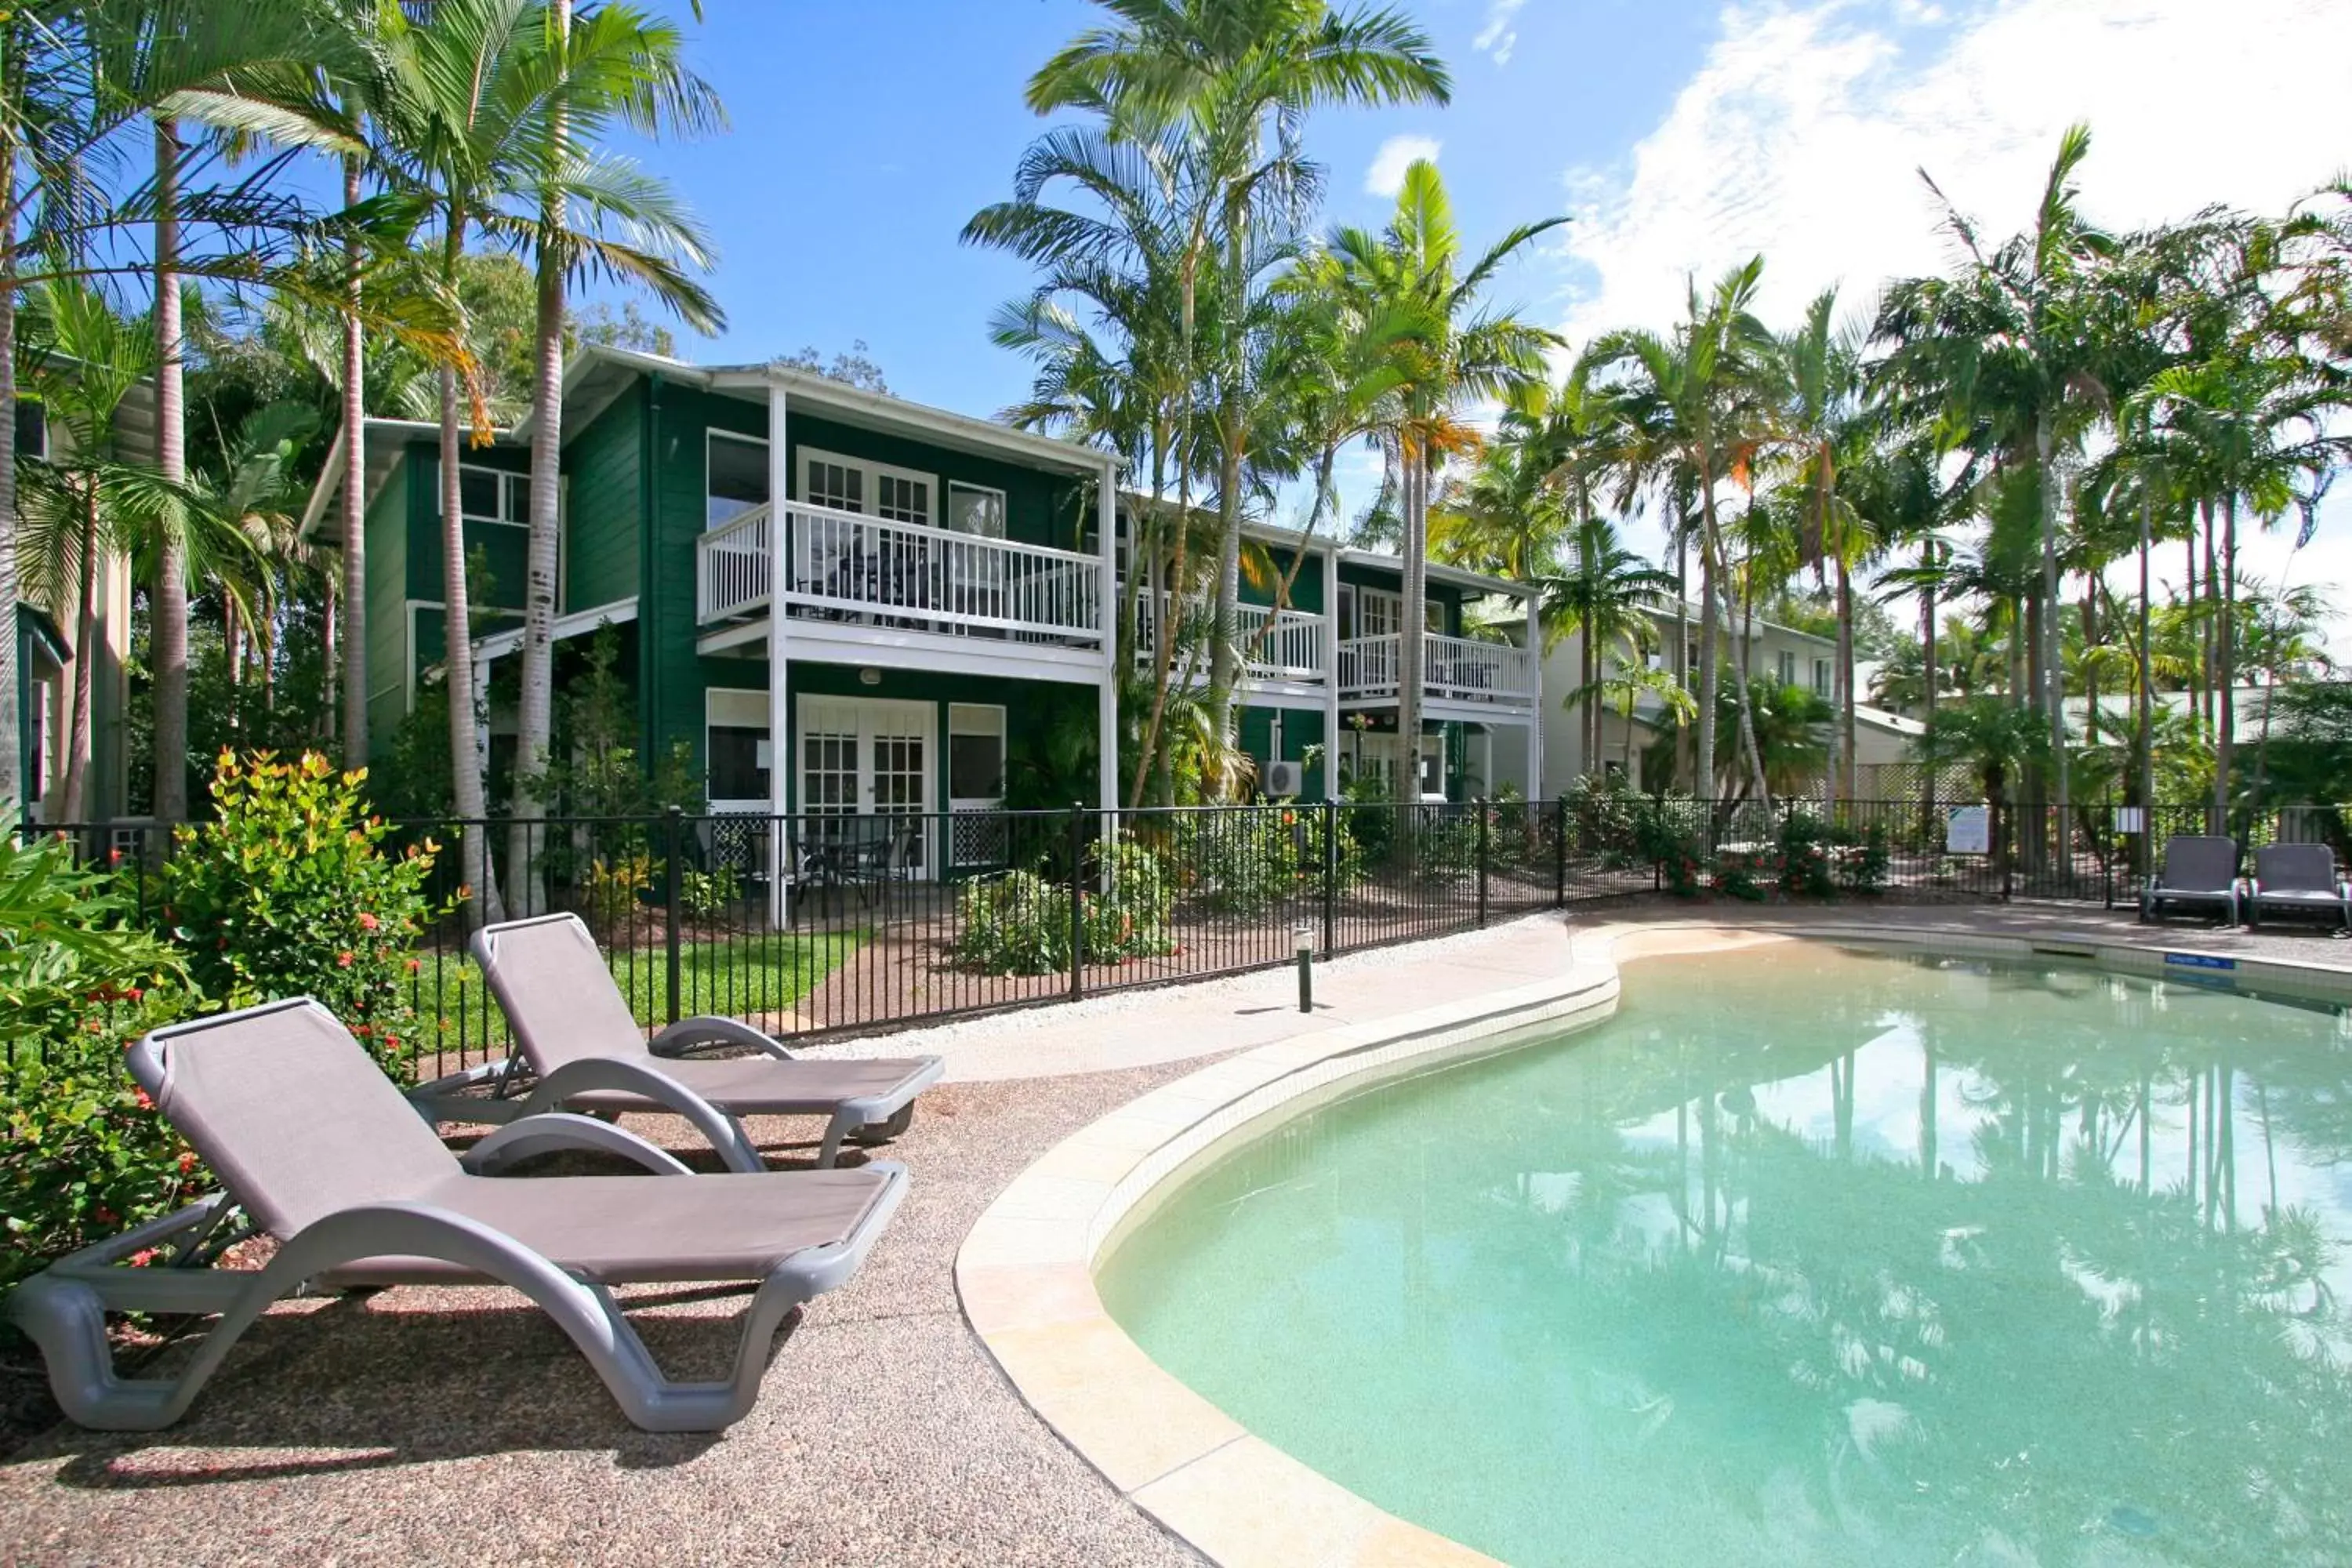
608 0 2352 651
615 0 1712 416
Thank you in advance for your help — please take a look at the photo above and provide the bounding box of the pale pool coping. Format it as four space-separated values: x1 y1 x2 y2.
953 917 2352 1568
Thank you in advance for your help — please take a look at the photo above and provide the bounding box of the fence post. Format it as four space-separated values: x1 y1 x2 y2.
1067 802 1086 1002
1475 796 1490 929
1554 796 1569 909
663 807 684 1027
1321 797 1338 955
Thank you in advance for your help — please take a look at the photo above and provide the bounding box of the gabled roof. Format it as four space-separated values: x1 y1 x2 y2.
296 417 523 543
523 343 1119 477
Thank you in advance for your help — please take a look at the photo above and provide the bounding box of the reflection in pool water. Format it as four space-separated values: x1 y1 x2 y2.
1098 944 2352 1567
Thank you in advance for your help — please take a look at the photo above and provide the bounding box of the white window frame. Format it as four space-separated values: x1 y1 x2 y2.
947 702 1007 808
798 446 938 526
1775 649 1797 687
436 460 528 528
1812 657 1832 697
946 480 1007 538
706 429 771 532
705 688 771 811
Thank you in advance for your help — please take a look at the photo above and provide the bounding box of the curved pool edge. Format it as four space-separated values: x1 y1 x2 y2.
954 916 2352 1568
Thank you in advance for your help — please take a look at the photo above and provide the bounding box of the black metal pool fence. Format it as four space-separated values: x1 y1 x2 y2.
27 795 2345 1071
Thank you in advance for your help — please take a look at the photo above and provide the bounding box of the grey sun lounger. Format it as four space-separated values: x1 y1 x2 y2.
2138 835 2243 926
411 913 943 1171
2245 843 2352 935
9 997 906 1433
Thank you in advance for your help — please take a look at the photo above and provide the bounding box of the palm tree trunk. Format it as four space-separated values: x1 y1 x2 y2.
339 149 368 767
1671 503 1690 787
441 356 503 927
1399 438 1428 802
510 0 571 917
59 491 99 821
1922 542 1938 833
153 118 191 820
1835 556 1855 802
2137 494 2154 830
1694 488 1721 798
0 20 21 817
2035 408 2066 821
2215 492 2237 817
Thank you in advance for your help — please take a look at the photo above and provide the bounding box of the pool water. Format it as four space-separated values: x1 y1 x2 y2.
1098 944 2352 1567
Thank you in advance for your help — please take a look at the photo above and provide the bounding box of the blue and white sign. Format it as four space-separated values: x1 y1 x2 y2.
2164 952 2238 971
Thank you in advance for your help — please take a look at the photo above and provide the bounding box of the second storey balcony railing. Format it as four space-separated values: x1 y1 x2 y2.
696 500 1103 642
1338 631 1537 706
1131 593 1327 683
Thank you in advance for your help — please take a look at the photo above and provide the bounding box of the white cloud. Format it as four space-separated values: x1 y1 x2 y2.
1554 0 2352 653
1475 0 1526 65
1366 133 1442 198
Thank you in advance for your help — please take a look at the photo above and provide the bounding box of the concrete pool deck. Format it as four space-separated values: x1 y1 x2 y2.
4 899 2349 1566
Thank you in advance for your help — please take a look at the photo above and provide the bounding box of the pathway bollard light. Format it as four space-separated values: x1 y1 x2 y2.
1296 924 1314 1013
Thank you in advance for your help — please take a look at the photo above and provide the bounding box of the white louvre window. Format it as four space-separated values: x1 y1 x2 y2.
1813 658 1831 696
1776 650 1797 687
444 462 526 527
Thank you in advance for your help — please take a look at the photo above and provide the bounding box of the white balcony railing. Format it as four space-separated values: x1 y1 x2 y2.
1338 631 1536 706
696 499 1103 642
1132 594 1327 683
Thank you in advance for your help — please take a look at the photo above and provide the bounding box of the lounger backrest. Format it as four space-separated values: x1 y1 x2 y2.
473 913 648 1074
2161 836 2240 891
2256 842 2339 892
132 999 456 1238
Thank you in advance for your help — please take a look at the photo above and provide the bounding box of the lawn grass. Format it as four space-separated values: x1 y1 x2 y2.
405 929 864 1061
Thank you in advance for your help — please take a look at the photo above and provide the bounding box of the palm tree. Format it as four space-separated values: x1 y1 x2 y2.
1303 158 1561 800
1541 514 1673 775
1771 287 1875 800
1872 124 2125 823
1590 259 1778 805
1919 695 2058 887
1024 0 1450 779
511 0 723 901
1601 660 1693 779
376 0 720 919
16 283 164 820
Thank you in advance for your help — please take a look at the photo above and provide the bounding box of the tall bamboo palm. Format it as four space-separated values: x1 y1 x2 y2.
1303 159 1560 799
1025 0 1450 782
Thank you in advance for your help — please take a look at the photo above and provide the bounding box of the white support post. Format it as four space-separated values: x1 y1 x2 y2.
1321 544 1341 799
766 383 792 929
1096 459 1120 831
1524 586 1544 797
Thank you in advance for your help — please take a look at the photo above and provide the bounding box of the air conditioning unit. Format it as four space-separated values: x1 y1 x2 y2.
1263 758 1304 799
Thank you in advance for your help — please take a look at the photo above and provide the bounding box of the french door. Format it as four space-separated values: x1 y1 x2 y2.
797 697 935 875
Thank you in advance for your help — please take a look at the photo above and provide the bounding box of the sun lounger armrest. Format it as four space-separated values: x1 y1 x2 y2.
648 1015 793 1060
775 1160 910 1299
408 1058 535 1127
521 1059 766 1174
461 1112 695 1177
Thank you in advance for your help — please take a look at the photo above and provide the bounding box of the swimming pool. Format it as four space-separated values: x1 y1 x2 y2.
1097 942 2352 1567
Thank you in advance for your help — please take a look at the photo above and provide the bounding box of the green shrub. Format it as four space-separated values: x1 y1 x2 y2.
1171 807 1350 916
1777 810 1838 898
1633 794 1708 897
162 750 444 1071
1839 823 1892 894
681 864 740 922
953 870 1071 975
0 836 201 1293
1716 843 1777 901
952 836 1178 975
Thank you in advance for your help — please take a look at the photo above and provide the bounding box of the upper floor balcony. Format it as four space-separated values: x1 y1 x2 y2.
697 499 1105 645
1134 595 1328 684
1338 631 1537 706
